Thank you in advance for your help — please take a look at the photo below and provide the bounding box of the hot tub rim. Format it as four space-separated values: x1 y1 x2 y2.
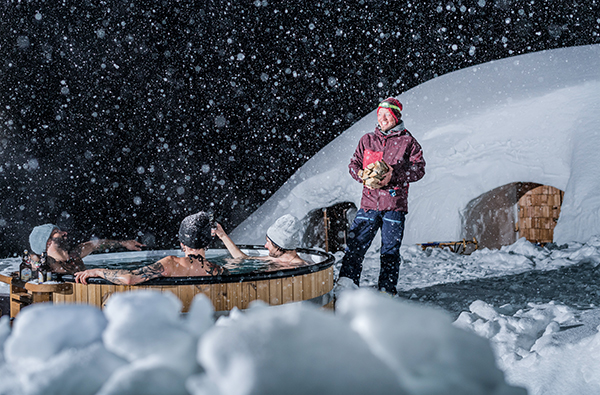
61 245 335 285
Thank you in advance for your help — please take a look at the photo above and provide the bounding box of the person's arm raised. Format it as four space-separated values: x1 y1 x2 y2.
212 223 248 259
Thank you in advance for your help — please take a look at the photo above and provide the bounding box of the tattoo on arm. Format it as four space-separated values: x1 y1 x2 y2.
206 261 228 276
99 262 164 285
96 240 121 251
132 262 165 281
100 269 129 284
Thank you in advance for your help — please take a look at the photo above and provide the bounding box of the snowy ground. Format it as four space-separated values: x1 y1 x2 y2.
2 236 600 394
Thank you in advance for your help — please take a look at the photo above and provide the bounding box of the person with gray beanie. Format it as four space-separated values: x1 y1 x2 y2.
213 214 306 268
28 223 144 274
75 212 228 285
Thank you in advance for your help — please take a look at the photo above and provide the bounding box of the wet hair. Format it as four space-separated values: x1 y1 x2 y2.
178 212 212 249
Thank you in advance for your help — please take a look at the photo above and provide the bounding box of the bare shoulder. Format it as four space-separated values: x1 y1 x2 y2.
169 255 211 276
132 258 169 278
152 256 183 276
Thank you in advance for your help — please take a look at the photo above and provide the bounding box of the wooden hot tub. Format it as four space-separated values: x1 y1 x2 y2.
51 246 335 313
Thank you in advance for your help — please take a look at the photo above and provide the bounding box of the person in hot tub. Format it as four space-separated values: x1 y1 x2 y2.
213 214 307 268
28 224 144 274
74 212 228 285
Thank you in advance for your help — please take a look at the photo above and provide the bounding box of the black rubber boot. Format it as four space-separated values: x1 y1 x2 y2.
378 254 400 295
338 252 363 287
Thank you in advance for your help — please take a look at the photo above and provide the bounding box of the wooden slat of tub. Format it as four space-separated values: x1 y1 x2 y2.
319 268 330 294
227 282 242 310
242 281 257 309
301 273 310 299
213 283 227 311
159 285 177 297
88 283 103 309
256 280 269 303
325 266 334 293
291 275 303 302
64 283 75 304
52 292 64 304
315 268 330 296
303 272 317 299
269 278 282 305
281 277 293 304
53 284 74 304
76 283 89 305
178 285 196 312
71 282 80 304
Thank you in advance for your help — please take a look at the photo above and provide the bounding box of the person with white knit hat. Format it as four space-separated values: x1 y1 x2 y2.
28 223 144 274
213 214 306 267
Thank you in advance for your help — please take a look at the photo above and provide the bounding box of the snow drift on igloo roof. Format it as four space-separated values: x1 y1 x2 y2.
232 44 600 246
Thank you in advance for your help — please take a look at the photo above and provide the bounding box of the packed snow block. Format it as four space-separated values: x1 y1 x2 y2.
0 365 20 394
102 290 200 375
508 324 600 395
336 289 526 395
4 303 107 363
17 343 127 395
97 362 189 395
455 300 581 364
0 316 10 365
2 304 124 395
500 237 548 259
191 302 407 395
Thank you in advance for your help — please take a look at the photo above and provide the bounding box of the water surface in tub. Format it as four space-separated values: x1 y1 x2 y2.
82 249 324 275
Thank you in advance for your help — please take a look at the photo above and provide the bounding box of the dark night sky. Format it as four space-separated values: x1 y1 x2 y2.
1 0 599 257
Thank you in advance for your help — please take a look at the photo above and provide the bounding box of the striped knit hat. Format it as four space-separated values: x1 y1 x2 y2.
377 97 403 123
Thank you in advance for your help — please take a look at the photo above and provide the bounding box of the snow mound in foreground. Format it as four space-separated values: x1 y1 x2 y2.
0 290 526 395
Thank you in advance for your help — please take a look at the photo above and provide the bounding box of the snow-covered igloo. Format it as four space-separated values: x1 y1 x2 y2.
232 44 600 250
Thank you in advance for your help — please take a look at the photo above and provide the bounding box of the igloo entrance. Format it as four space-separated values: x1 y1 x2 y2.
302 202 357 252
462 183 564 249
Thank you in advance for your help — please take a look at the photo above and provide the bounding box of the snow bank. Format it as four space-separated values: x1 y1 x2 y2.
0 290 526 395
456 301 600 395
336 290 522 395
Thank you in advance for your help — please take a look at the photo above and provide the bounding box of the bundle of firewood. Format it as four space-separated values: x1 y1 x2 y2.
358 160 389 189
